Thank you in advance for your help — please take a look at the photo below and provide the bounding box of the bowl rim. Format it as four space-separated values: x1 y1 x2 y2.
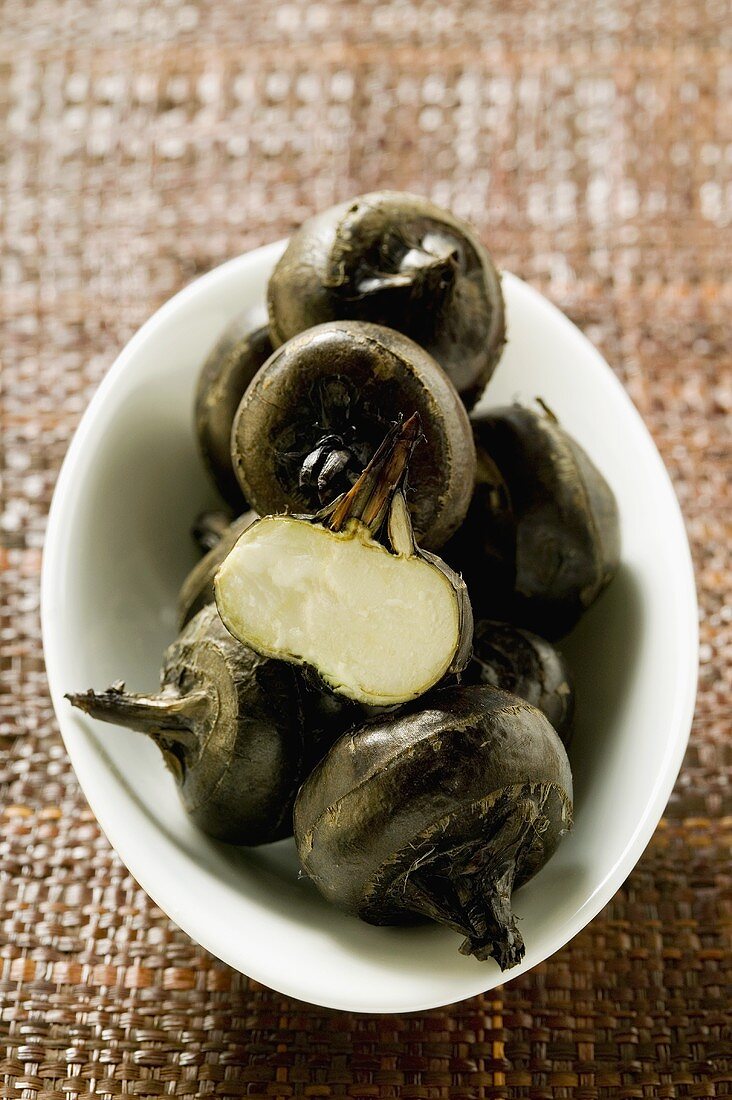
41 240 699 1012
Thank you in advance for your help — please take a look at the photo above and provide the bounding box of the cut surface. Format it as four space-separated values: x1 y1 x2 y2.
215 515 460 705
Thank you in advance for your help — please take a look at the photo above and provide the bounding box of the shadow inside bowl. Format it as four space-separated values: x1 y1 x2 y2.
562 562 645 818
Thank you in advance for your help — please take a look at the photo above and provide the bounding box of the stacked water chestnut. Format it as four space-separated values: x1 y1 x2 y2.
68 193 620 970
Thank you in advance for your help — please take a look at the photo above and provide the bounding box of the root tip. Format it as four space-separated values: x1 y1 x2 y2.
459 928 525 971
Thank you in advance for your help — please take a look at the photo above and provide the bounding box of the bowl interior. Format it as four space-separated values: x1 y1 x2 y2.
42 243 697 1013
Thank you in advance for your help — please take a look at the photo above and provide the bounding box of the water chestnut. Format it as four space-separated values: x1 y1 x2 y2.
295 683 573 970
66 605 305 845
267 191 506 405
464 619 574 740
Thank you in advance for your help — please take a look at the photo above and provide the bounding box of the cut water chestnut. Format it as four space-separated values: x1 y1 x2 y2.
195 305 273 509
217 414 473 707
66 605 305 845
445 401 620 638
232 320 475 549
295 684 573 970
191 510 235 555
268 191 506 406
464 620 574 740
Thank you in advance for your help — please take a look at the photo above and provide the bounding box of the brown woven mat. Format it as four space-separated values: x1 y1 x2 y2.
1 0 730 1095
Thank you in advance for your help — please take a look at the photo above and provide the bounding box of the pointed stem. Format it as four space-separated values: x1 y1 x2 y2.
325 413 421 535
356 244 458 299
66 684 209 750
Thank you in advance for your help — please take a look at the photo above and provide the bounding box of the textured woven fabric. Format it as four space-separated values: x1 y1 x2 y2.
1 0 730 1096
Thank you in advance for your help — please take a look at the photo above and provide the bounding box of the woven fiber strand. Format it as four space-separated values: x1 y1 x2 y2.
1 0 730 1096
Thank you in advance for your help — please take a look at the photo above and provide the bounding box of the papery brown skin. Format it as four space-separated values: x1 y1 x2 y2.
195 306 273 509
178 510 258 629
445 402 621 638
463 620 574 740
232 321 476 549
66 605 305 846
294 684 573 970
267 191 506 406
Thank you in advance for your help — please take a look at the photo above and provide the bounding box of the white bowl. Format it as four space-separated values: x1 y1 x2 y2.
42 241 698 1013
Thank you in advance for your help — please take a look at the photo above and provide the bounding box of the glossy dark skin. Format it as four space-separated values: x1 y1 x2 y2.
268 191 506 406
463 620 574 740
232 321 476 549
445 403 620 638
195 307 273 509
67 605 305 846
295 684 573 969
178 510 257 629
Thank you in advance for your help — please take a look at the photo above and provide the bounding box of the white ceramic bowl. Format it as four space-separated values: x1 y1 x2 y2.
42 241 698 1013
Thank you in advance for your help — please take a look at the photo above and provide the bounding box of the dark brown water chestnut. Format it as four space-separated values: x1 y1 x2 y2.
464 620 574 740
232 321 476 549
195 306 273 508
66 605 304 846
294 684 573 970
267 191 506 405
445 401 620 638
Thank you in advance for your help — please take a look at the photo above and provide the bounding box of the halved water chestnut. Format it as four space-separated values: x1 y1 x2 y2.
217 415 473 706
66 605 304 845
195 305 273 508
294 683 573 970
232 321 476 549
267 191 506 406
445 401 620 638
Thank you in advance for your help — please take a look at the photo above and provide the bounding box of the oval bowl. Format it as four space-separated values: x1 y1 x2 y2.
42 241 697 1013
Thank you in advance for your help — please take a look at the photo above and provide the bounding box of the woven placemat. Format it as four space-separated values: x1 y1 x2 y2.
1 1 730 1095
